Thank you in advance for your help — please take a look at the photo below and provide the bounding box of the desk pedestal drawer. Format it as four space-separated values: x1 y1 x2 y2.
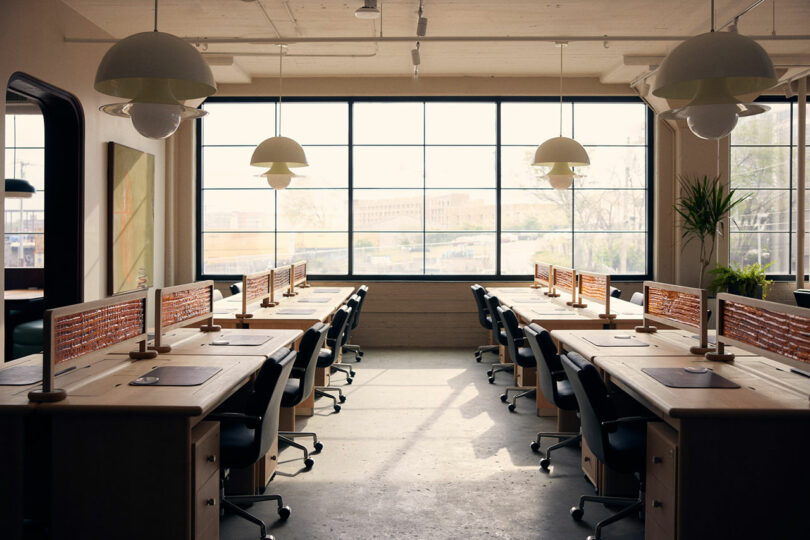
646 478 675 539
647 423 677 489
581 438 598 487
194 473 219 540
193 422 220 489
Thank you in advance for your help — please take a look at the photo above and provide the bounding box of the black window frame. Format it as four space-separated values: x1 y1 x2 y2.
196 95 654 282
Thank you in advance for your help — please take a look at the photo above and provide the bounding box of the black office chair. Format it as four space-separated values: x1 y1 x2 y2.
629 292 644 306
495 306 537 412
279 323 329 469
562 351 655 540
471 284 499 362
524 323 581 470
331 294 360 381
208 347 296 540
794 289 810 307
315 305 352 412
483 293 512 383
230 282 242 295
342 285 368 361
609 286 621 299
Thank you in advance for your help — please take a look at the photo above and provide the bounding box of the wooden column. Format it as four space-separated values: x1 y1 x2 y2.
798 77 807 289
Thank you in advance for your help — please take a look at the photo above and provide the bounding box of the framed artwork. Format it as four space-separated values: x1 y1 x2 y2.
107 142 155 295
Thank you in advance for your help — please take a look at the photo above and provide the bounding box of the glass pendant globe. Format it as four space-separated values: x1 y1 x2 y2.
686 103 739 140
129 102 183 139
262 162 297 190
544 162 576 190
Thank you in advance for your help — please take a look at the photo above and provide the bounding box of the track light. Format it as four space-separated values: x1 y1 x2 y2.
355 0 380 19
411 45 421 66
417 16 428 37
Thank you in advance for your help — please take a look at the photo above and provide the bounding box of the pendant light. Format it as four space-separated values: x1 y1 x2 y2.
94 0 216 139
250 45 308 190
532 42 589 190
5 179 35 199
653 0 776 140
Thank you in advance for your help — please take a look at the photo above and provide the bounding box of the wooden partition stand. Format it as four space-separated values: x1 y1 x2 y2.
29 290 155 403
237 270 276 319
532 262 552 291
577 270 615 319
634 281 711 354
553 266 578 305
152 281 221 353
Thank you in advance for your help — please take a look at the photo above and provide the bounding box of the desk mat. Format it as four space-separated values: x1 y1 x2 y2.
276 308 316 315
210 334 272 346
130 366 222 386
532 308 576 316
691 334 717 345
513 298 550 303
0 365 42 385
296 297 330 303
583 335 650 348
641 368 740 389
314 288 340 293
226 295 243 302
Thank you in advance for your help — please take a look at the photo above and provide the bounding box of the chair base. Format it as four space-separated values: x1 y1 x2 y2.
487 362 514 383
315 387 346 412
279 432 321 469
500 386 535 411
474 344 498 362
222 472 290 540
570 491 643 540
330 363 354 383
531 432 581 469
342 343 363 361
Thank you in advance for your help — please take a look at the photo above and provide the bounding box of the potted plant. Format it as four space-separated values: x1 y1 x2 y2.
674 174 749 289
708 262 773 299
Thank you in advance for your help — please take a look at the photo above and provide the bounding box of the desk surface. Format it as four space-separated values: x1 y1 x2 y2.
151 327 302 356
4 289 44 301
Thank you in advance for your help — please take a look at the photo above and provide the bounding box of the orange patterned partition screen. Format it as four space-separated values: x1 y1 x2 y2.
153 281 220 352
577 271 612 317
533 262 552 291
30 290 154 403
292 260 308 292
636 281 710 354
552 266 577 305
708 293 810 366
274 265 293 299
240 270 273 316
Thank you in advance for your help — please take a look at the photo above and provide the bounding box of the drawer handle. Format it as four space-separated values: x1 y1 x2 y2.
583 456 590 462
207 455 217 463
206 498 216 507
652 500 662 508
652 456 662 464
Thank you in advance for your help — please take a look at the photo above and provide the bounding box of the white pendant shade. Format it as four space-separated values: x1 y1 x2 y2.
652 31 777 100
4 178 35 199
261 162 298 190
533 136 590 167
95 31 216 101
250 136 309 169
101 101 206 139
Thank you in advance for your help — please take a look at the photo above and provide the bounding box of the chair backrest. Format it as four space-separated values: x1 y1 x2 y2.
483 294 503 332
794 289 810 308
325 305 352 362
560 351 618 465
496 306 530 367
524 323 571 407
471 284 493 330
343 294 362 344
245 347 296 462
350 285 369 330
230 282 242 295
630 291 644 306
293 322 329 403
609 286 622 299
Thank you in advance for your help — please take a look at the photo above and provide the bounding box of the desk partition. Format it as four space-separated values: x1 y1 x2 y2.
576 270 614 318
29 290 155 402
152 281 221 352
707 293 810 370
291 260 309 294
552 265 577 304
275 264 294 298
532 262 553 292
635 281 711 354
238 269 275 317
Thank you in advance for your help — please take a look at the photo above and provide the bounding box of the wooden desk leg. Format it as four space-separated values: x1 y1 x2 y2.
536 370 556 417
0 415 24 540
279 406 296 432
295 389 314 417
557 409 579 432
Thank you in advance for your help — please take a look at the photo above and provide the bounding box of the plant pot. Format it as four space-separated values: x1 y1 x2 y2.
727 283 763 299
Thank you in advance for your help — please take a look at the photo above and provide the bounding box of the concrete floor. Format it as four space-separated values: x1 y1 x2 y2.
221 349 645 540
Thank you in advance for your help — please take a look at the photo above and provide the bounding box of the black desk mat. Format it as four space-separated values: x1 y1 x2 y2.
583 335 650 348
130 366 222 386
276 308 316 315
641 368 740 388
0 365 41 385
210 334 272 346
297 297 330 303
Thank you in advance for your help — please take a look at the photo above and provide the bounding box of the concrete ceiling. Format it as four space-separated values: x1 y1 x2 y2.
62 0 810 86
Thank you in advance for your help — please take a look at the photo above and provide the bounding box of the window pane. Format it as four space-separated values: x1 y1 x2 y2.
353 232 423 274
791 232 810 275
574 103 646 145
574 190 646 232
425 232 496 274
202 232 275 275
294 146 348 189
203 102 276 146
5 148 44 189
501 102 572 145
425 147 495 188
354 102 423 144
202 189 275 232
729 232 789 274
203 147 266 189
353 190 423 231
501 189 571 231
277 189 348 231
574 233 646 274
577 147 646 189
425 190 496 231
276 232 348 274
353 146 423 188
501 146 546 189
729 190 791 232
4 233 44 268
733 103 792 146
500 232 572 274
730 146 790 189
281 102 348 145
425 102 496 145
5 114 44 147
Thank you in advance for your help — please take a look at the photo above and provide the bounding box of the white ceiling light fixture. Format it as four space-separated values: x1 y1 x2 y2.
355 0 381 20
532 42 590 190
250 45 308 190
94 0 216 140
653 0 777 140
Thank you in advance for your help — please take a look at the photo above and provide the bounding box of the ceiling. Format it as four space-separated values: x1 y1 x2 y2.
62 0 810 86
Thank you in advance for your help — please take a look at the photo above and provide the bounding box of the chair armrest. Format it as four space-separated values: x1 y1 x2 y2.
291 366 306 377
207 412 262 429
550 369 566 381
601 415 660 428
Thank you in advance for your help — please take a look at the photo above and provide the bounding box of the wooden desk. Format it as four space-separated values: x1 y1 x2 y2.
0 329 299 540
4 288 44 301
554 332 810 540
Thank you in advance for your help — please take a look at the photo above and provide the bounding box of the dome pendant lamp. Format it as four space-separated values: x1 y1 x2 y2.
250 45 308 190
532 42 589 190
653 0 776 140
94 0 216 140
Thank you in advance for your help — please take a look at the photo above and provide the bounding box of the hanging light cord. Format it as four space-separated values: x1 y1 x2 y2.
710 0 715 31
154 0 158 32
278 44 283 136
559 43 563 137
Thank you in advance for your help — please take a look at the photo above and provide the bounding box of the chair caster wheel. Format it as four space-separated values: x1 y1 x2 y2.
339 395 347 403
263 535 275 540
350 370 356 377
278 506 291 520
304 458 314 469
530 441 540 453
488 377 495 384
314 441 323 453
500 394 508 403
570 507 583 521
539 458 550 470
333 404 342 412
475 356 482 363
346 378 353 384
507 403 516 412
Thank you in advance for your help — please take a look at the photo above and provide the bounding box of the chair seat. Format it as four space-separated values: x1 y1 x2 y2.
281 378 301 407
607 422 647 474
220 421 258 469
515 346 535 368
13 319 43 345
484 314 494 330
317 348 332 368
554 379 578 411
496 330 508 346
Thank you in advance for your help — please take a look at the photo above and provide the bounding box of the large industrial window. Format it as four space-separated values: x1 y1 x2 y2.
198 97 651 280
729 99 807 276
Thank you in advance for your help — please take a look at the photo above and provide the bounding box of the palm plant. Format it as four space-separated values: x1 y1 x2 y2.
674 175 749 289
